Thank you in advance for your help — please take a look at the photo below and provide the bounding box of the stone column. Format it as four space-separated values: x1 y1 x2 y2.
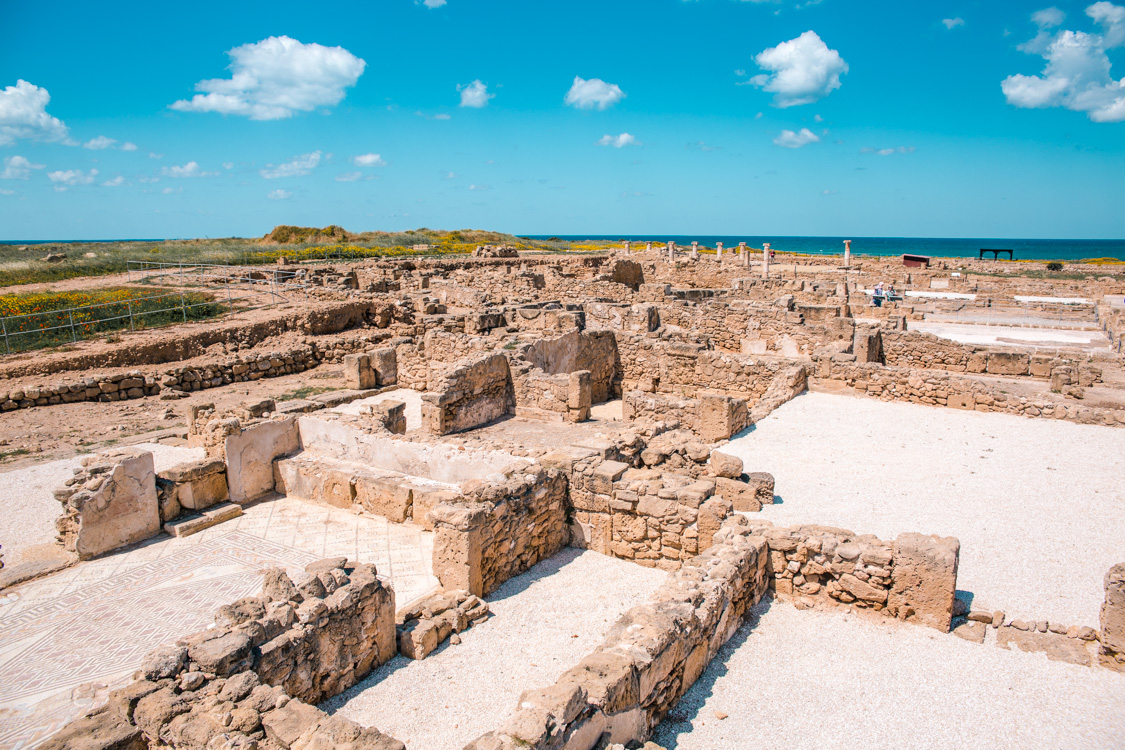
762 243 771 278
844 239 852 266
716 242 723 261
691 241 699 260
739 242 748 267
667 241 675 263
645 241 652 252
623 240 631 254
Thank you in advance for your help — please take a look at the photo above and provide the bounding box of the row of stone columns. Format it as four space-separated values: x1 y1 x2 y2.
620 239 856 278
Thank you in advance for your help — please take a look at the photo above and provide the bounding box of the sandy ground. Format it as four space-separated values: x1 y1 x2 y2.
323 547 667 749
912 320 1111 350
721 391 1125 627
653 599 1125 750
0 443 203 569
333 389 424 431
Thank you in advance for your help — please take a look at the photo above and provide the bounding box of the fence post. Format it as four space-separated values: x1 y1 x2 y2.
1 316 9 355
68 310 77 342
181 291 187 323
128 300 135 331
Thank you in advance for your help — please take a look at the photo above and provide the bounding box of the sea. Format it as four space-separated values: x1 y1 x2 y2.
525 236 1125 262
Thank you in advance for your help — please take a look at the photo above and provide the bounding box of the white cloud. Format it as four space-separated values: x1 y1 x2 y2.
268 188 291 199
170 36 366 120
260 150 322 179
84 135 116 150
335 171 363 182
162 186 181 194
161 161 218 178
444 171 458 179
222 161 234 169
597 133 639 148
352 152 386 167
749 31 848 107
121 141 138 151
468 183 491 191
0 188 13 195
1002 2 1125 122
419 0 446 7
0 80 69 146
1033 7 1066 28
943 17 965 30
861 146 916 155
564 76 626 110
47 168 98 190
773 128 820 148
458 79 494 108
1 155 45 180
148 152 163 159
102 176 127 187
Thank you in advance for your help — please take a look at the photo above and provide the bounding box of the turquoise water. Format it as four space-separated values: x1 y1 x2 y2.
526 235 1125 261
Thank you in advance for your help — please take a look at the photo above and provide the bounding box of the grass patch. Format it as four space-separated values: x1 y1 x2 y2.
0 287 222 353
0 447 31 462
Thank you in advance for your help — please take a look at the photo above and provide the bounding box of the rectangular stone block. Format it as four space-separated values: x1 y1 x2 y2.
343 353 376 389
371 347 398 386
986 351 1030 376
888 533 960 631
354 474 413 523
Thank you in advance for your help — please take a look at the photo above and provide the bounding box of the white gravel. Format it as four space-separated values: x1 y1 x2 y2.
653 598 1125 750
323 547 667 749
0 444 204 568
721 392 1125 627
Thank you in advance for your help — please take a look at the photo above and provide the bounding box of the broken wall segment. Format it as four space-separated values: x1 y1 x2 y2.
54 448 160 560
1101 562 1125 672
464 519 770 749
422 352 515 435
224 417 301 503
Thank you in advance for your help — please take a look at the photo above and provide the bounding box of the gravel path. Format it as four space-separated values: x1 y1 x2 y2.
721 392 1125 627
0 444 203 568
653 599 1125 750
323 547 667 749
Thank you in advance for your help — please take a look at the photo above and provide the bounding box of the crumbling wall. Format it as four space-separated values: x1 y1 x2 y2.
512 368 592 422
422 352 514 435
464 518 770 749
54 448 160 560
224 417 300 503
1101 562 1125 671
521 330 620 403
742 518 960 631
430 468 569 596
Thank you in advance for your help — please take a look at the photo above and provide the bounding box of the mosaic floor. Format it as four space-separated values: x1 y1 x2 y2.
0 497 437 750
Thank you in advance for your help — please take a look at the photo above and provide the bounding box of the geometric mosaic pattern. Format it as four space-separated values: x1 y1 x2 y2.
0 497 438 750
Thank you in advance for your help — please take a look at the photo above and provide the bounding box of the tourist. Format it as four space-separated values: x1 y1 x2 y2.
873 282 885 307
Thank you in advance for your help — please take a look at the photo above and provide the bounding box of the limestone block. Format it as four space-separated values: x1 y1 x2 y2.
225 417 299 503
707 451 743 479
431 504 488 596
698 392 743 443
888 533 960 631
697 497 731 551
372 347 398 386
567 370 592 422
369 399 406 434
1100 562 1125 671
985 351 1030 376
1029 353 1054 378
410 486 460 530
68 449 160 560
713 473 773 513
355 474 413 523
343 353 376 389
590 460 630 495
948 392 974 410
159 458 229 511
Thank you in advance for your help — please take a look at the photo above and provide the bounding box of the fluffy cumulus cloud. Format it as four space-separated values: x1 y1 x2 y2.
773 128 820 148
47 168 98 190
352 153 386 166
749 31 848 107
268 189 291 200
564 76 625 110
260 151 322 179
161 161 218 178
83 135 139 151
0 80 69 146
597 133 639 148
1 155 45 180
1002 2 1125 122
102 175 127 187
419 0 446 7
458 79 494 108
170 36 366 120
943 17 965 29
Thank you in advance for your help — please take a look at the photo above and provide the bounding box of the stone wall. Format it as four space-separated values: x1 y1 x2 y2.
742 519 960 631
156 458 229 521
224 417 301 503
430 467 569 597
422 352 515 435
42 557 403 750
1101 562 1125 672
521 330 621 403
464 518 770 749
54 448 160 560
818 357 1125 427
2 371 160 412
512 368 592 422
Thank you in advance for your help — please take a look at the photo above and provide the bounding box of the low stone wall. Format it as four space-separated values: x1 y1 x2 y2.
422 352 515 435
41 557 403 750
54 448 160 560
396 588 491 660
818 357 1125 427
520 330 620 403
742 518 960 631
1102 562 1125 671
464 518 770 748
882 331 1103 381
512 367 592 422
2 371 160 411
430 467 569 596
622 390 750 442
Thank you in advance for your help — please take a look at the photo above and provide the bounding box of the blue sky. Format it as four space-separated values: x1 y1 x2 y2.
1 0 1123 240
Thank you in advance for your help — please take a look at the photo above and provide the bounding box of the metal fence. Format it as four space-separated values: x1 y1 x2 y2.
0 261 314 355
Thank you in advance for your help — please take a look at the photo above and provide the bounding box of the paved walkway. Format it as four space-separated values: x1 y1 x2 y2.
0 497 437 750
